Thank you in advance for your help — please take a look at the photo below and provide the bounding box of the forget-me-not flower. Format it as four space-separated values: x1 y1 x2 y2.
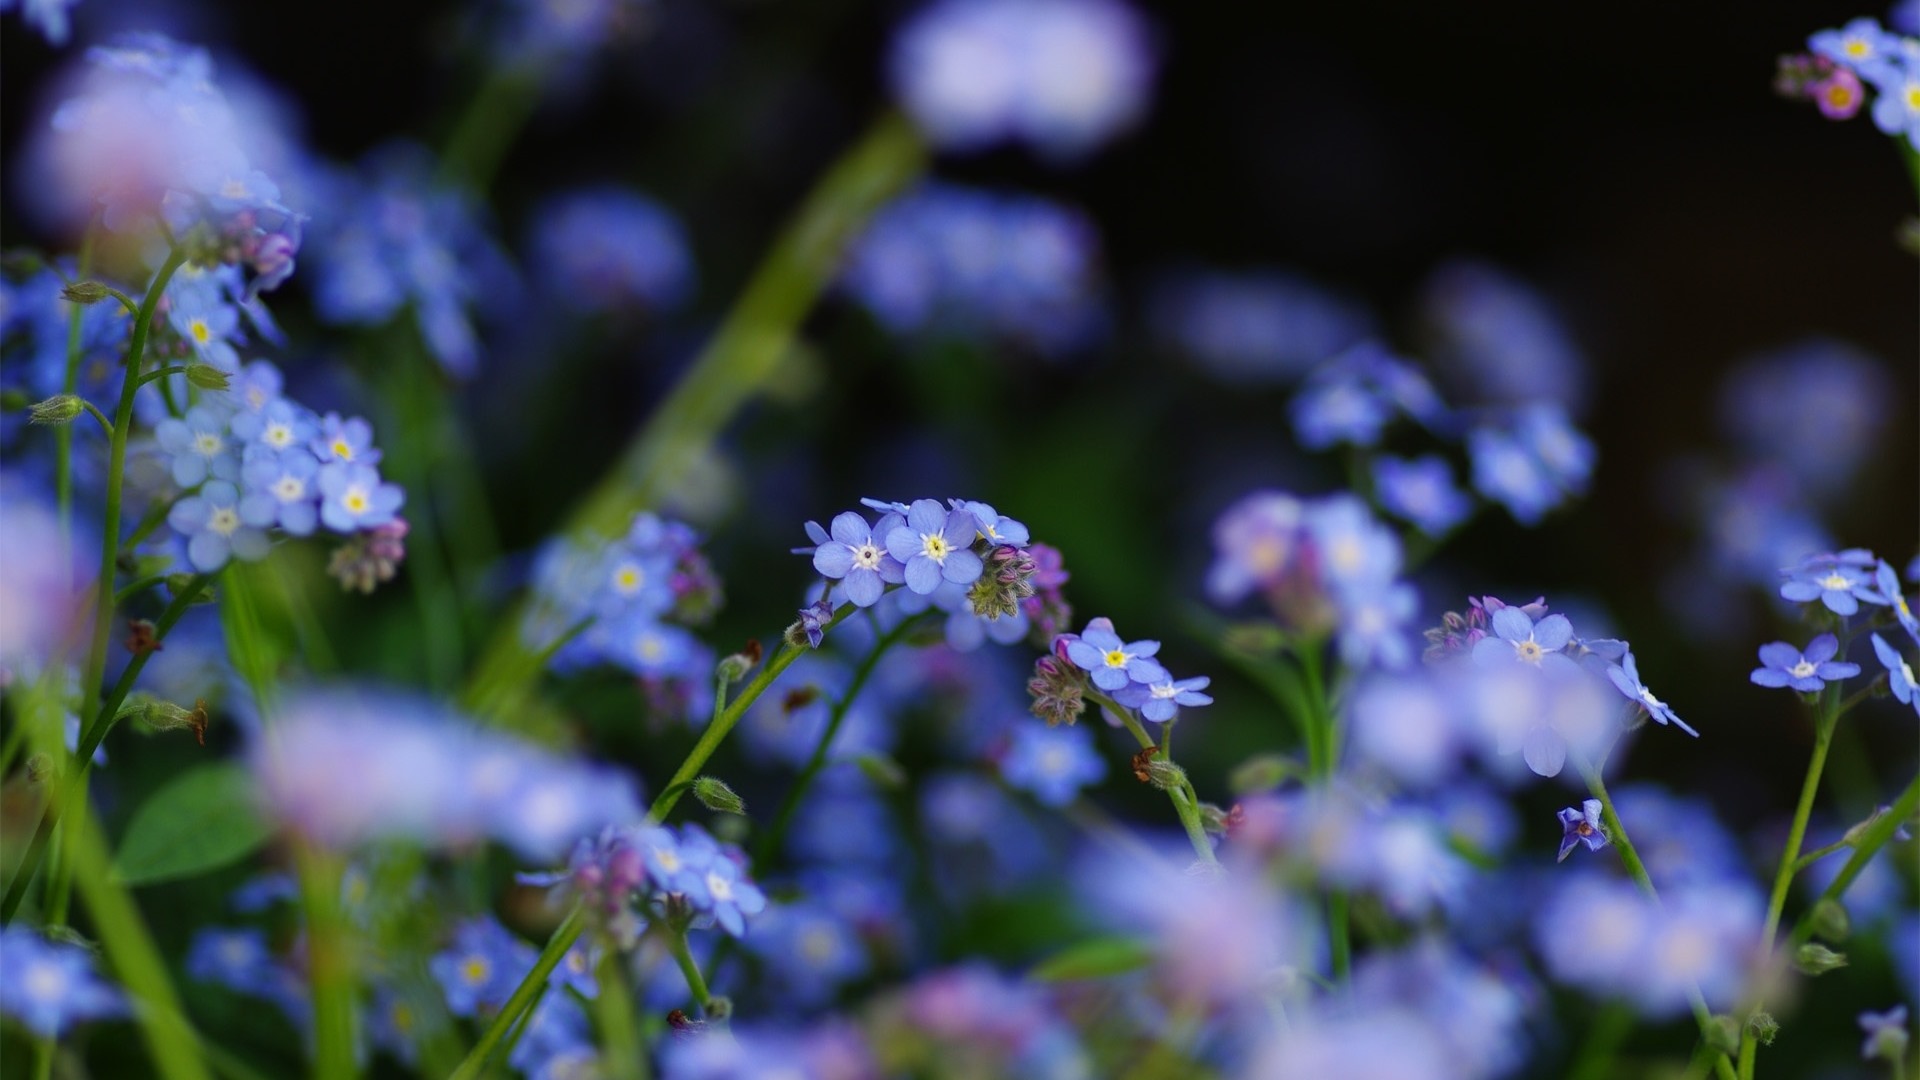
1557 799 1609 862
1064 616 1168 691
1116 674 1212 722
1750 633 1860 692
886 499 982 594
169 480 271 571
1871 633 1918 717
317 463 404 533
155 405 239 487
1780 550 1885 616
811 511 908 607
1604 651 1698 736
1473 606 1577 674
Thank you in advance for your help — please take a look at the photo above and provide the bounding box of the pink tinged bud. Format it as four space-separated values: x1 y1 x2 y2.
1813 69 1865 119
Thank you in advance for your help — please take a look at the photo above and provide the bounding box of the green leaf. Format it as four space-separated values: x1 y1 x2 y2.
1028 936 1154 982
112 763 272 887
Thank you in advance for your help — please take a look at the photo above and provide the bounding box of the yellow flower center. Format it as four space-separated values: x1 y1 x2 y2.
331 439 353 461
1513 639 1543 664
920 533 950 562
1103 649 1128 668
615 563 643 593
189 319 212 345
461 957 490 986
344 488 369 514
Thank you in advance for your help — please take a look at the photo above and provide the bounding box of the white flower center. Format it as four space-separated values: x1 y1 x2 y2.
264 423 293 448
919 532 950 563
23 960 68 1002
208 507 240 536
1149 682 1178 700
1638 686 1665 711
1512 638 1544 664
194 432 223 457
852 541 883 570
654 848 680 873
274 476 305 502
706 871 733 903
1789 660 1817 679
1819 572 1850 591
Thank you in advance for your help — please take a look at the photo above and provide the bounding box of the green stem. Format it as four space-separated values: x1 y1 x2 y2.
294 844 359 1080
1737 698 1838 1080
751 612 924 866
1087 689 1219 868
1789 770 1920 948
447 908 584 1080
591 951 647 1080
647 609 854 824
2 567 209 924
667 925 712 1013
438 65 542 193
55 225 97 557
1580 760 1740 1080
1565 1002 1634 1080
459 113 926 728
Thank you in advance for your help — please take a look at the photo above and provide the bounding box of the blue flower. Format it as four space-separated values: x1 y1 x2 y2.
185 928 279 997
810 511 908 607
636 825 709 897
529 186 694 314
2 0 80 45
692 853 767 938
231 398 315 455
1872 633 1919 717
169 480 271 571
1420 259 1587 411
1514 404 1594 497
1331 579 1418 670
311 413 382 466
430 918 535 1018
795 598 835 648
1859 1005 1910 1062
317 462 404 533
1467 423 1561 525
1115 674 1212 723
155 405 240 487
885 499 983 594
1289 363 1393 450
744 900 870 1008
1064 616 1168 691
1603 651 1698 736
1149 267 1374 384
1002 723 1105 807
1372 454 1473 536
238 450 320 536
1471 606 1577 674
1876 560 1920 646
1204 491 1304 604
1780 550 1884 615
1556 799 1609 862
1750 633 1860 692
0 928 124 1037
1306 495 1403 591
950 499 1030 546
1811 17 1903 77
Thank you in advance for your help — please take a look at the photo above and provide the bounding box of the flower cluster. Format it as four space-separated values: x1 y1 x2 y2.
1782 16 1920 145
48 35 304 294
248 686 642 861
797 497 1047 652
841 184 1105 355
151 360 406 576
303 143 514 377
537 821 768 947
531 511 722 723
889 0 1155 160
1207 491 1420 669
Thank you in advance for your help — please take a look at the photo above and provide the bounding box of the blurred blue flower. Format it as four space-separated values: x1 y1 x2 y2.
1204 490 1304 605
1373 454 1473 537
431 917 536 1018
310 413 382 467
1750 633 1859 692
239 450 321 536
0 929 125 1038
890 0 1155 160
1420 259 1587 413
529 185 694 315
1001 722 1104 806
155 405 240 488
169 480 271 571
1717 339 1894 492
1875 559 1920 645
744 899 869 1008
317 462 404 533
1860 1006 1911 1062
0 0 79 45
1150 267 1375 383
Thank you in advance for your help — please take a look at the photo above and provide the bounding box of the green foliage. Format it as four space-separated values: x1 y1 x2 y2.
111 763 273 887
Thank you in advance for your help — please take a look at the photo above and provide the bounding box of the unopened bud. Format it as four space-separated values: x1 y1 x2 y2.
704 996 733 1021
855 752 907 791
119 697 210 744
185 363 231 391
60 280 110 305
1705 1015 1742 1056
1144 758 1187 792
1792 943 1847 975
1844 804 1914 846
716 639 762 684
1199 802 1231 834
1745 1011 1779 1047
25 752 56 783
1808 898 1850 942
0 389 30 413
28 394 84 425
692 776 745 816
1229 754 1300 795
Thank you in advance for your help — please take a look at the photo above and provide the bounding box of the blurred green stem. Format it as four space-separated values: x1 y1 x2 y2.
1565 1002 1633 1080
461 112 926 727
592 950 647 1080
55 224 97 554
1088 690 1219 869
448 908 584 1080
295 844 360 1080
1580 758 1739 1080
1736 689 1839 1080
1789 769 1919 949
668 925 712 1013
439 65 542 194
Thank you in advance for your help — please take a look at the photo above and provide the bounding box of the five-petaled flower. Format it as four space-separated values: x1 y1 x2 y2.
1779 550 1884 616
1604 651 1698 736
1117 675 1213 722
1472 606 1576 674
886 499 983 594
809 511 906 607
1064 617 1169 691
1750 633 1860 692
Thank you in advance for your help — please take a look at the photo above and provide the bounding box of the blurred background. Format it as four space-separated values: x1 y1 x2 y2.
2 0 1915 1071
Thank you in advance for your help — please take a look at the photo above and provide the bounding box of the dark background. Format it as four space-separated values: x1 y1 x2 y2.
3 0 1916 1069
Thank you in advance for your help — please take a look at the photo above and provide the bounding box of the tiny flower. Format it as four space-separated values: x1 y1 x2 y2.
317 462 404 533
794 598 835 648
1810 17 1900 76
1871 633 1918 716
1780 550 1885 616
231 398 315 454
696 856 767 938
0 928 125 1037
1750 633 1860 692
1063 617 1168 691
1604 651 1699 736
431 918 535 1018
169 480 270 571
1117 675 1213 723
810 511 907 607
885 499 983 594
1876 559 1920 647
154 404 239 487
310 412 382 466
1472 606 1577 674
950 499 1030 546
1557 799 1609 862
238 450 320 536
1859 1005 1909 1062
1811 66 1866 119
1001 722 1106 807
1372 454 1473 537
